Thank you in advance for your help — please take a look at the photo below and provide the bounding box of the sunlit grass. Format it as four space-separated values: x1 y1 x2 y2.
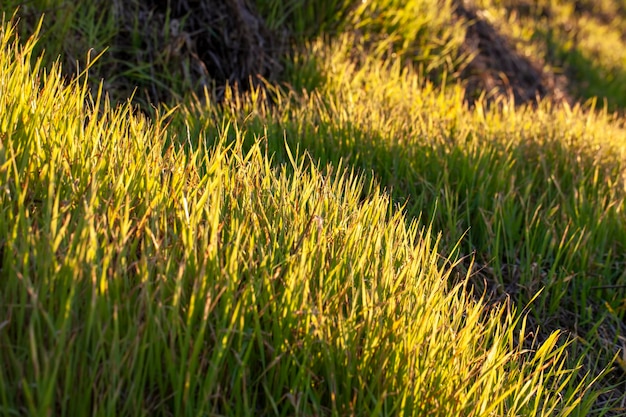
179 28 626 412
0 15 612 416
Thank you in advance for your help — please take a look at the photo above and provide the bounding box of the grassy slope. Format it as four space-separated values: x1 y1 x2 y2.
475 0 626 111
2 0 626 415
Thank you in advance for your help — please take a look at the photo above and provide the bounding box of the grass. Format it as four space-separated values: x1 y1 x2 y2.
3 0 626 415
474 0 626 111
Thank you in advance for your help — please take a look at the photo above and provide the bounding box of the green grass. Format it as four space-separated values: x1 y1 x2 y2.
3 0 626 415
474 0 626 111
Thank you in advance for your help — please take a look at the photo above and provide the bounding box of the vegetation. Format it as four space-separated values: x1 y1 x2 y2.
2 0 626 415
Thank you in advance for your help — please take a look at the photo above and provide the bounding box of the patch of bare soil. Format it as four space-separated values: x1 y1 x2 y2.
109 0 286 103
454 1 570 106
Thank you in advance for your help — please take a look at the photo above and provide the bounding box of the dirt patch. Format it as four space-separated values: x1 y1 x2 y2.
454 1 570 107
108 0 286 104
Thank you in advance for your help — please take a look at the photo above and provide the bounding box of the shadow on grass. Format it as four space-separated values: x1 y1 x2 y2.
557 43 626 111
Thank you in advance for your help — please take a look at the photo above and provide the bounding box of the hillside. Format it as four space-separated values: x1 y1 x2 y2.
2 0 626 415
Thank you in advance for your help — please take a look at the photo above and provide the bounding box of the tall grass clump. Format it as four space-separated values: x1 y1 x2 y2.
179 29 626 411
0 17 607 416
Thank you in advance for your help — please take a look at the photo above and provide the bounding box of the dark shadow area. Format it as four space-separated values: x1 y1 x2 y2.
110 0 287 104
4 0 297 107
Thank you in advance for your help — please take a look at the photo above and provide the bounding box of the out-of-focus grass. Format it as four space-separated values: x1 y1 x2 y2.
474 0 626 111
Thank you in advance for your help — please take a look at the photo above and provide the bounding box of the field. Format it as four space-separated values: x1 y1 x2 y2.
2 0 626 415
